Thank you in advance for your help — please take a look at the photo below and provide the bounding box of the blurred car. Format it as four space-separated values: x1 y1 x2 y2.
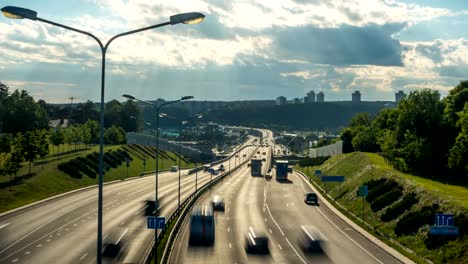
304 192 318 205
298 225 326 253
189 205 215 246
218 164 225 171
245 227 269 254
102 228 128 262
211 195 225 211
144 199 160 216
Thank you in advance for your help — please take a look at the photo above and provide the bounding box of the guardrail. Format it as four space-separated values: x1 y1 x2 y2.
143 144 258 264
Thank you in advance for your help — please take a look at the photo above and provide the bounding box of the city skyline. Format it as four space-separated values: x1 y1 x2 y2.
1 0 467 103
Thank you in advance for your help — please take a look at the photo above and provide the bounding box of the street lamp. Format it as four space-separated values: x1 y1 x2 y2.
160 113 202 209
1 5 205 264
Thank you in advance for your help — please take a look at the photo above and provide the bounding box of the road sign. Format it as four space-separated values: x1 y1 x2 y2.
314 170 321 175
435 213 454 226
147 216 165 230
321 175 345 182
358 185 368 197
430 226 459 236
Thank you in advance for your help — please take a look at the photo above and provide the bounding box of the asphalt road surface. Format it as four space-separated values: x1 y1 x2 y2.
0 143 256 264
169 146 404 264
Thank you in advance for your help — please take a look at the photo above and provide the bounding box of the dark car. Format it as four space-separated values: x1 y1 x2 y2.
102 228 128 262
298 225 326 253
304 192 318 205
211 195 225 211
145 199 160 216
245 227 269 254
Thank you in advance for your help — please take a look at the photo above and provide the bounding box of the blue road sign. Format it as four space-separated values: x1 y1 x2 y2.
358 185 368 197
314 170 321 175
435 213 454 226
430 226 459 236
321 176 345 182
147 216 165 230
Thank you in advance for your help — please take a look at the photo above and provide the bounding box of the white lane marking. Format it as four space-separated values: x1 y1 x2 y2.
227 227 230 232
56 233 61 236
227 217 229 221
269 229 273 234
120 221 126 226
46 239 51 242
229 243 232 248
0 200 117 262
36 244 42 248
103 234 109 240
265 204 284 236
314 207 384 264
264 218 267 222
73 224 77 227
80 253 88 260
11 258 18 263
134 205 148 215
277 244 283 250
285 238 307 264
24 251 30 255
0 223 10 229
65 228 69 231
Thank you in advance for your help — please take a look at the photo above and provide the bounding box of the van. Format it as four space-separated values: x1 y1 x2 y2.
189 205 215 246
170 166 178 172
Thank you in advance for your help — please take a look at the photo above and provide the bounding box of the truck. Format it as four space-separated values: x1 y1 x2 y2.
275 160 288 181
250 159 262 176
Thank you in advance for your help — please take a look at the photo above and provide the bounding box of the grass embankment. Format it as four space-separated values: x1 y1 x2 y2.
0 144 194 213
298 152 467 264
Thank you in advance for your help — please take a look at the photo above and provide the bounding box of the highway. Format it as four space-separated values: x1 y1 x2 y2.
169 142 404 263
0 139 256 264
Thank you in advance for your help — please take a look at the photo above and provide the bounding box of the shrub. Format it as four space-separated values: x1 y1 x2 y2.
72 158 96 178
58 162 82 179
381 193 418 222
366 179 399 202
103 152 119 168
395 205 438 236
364 178 387 190
77 157 99 173
370 186 403 212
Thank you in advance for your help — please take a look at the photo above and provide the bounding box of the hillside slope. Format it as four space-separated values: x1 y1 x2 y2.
299 152 467 264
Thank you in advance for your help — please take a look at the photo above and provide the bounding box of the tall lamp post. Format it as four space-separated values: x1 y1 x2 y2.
160 113 202 209
1 6 205 264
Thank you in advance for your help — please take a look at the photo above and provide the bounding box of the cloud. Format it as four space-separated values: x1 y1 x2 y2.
274 23 405 66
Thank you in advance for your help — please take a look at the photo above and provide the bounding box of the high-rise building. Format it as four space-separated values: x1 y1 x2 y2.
304 90 316 103
293 98 301 104
395 91 406 103
352 91 361 102
276 96 287 105
316 92 325 102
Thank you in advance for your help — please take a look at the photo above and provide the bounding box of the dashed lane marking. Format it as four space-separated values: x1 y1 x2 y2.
0 223 10 229
80 253 88 261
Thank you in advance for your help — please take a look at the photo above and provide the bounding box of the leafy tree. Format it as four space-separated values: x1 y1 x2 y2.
444 80 468 128
85 120 99 144
349 112 373 127
104 125 126 145
104 100 123 128
37 130 50 168
340 128 355 153
49 128 64 159
448 103 468 171
352 126 380 152
0 134 13 153
19 131 40 175
121 100 141 132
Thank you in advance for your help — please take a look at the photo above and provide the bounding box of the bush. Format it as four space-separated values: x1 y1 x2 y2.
58 162 83 179
77 156 99 174
381 193 418 222
364 178 387 190
103 152 120 168
366 179 399 202
395 205 438 236
370 186 403 212
72 159 96 178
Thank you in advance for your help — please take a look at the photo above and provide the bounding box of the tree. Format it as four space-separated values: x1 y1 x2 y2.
19 131 40 175
85 120 99 144
49 128 64 159
104 125 126 145
448 103 468 171
121 100 141 132
37 130 50 168
0 134 13 153
352 126 380 152
104 100 123 128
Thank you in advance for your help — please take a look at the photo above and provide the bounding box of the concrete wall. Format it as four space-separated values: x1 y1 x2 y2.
309 140 343 158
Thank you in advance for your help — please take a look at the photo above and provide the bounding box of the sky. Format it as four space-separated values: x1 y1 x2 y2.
1 0 467 103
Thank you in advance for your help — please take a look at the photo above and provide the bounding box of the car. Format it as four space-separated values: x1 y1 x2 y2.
102 228 129 262
144 199 161 216
304 192 318 205
189 205 215 246
245 227 269 254
218 164 225 171
211 195 225 211
170 165 178 172
298 225 326 253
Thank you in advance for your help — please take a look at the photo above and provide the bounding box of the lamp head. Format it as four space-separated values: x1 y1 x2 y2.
181 96 194 101
122 94 135 100
1 6 37 20
170 12 205 25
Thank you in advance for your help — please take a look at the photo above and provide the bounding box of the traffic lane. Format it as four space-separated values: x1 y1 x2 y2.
0 169 216 264
292 172 403 264
169 166 251 264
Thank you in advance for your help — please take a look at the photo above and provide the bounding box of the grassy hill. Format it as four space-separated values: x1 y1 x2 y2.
0 144 195 213
298 152 467 264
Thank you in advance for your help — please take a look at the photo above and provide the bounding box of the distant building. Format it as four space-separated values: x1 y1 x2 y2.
395 91 406 103
316 92 325 102
304 90 316 103
276 96 287 105
293 98 301 104
352 91 361 102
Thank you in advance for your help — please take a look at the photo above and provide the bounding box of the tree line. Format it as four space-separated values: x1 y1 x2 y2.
341 81 468 179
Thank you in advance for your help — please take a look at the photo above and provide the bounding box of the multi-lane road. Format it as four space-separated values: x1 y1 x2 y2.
0 140 256 264
169 145 407 263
